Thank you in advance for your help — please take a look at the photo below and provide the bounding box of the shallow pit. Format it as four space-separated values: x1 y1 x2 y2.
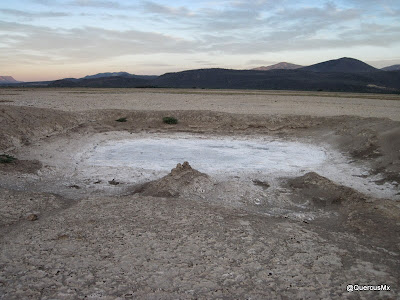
6 132 398 201
77 133 397 199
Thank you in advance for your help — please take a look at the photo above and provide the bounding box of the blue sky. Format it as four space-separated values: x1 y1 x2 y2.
1 0 400 81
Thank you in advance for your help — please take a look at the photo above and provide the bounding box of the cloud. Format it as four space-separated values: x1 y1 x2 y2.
193 60 219 66
0 8 69 19
33 0 59 4
69 0 131 9
230 0 282 10
34 0 135 9
198 8 263 31
366 58 400 68
0 20 198 64
185 1 399 54
141 2 266 31
265 2 360 31
136 62 172 67
247 59 276 65
202 28 400 55
142 1 193 17
2 0 400 75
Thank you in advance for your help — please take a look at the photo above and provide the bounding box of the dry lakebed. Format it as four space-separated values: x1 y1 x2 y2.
0 88 399 299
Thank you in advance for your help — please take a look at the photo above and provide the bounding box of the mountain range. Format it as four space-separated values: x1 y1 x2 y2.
45 58 400 93
3 58 400 93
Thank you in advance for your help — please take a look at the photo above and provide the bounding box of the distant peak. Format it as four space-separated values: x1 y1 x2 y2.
0 76 20 83
252 62 303 71
301 57 377 72
339 57 361 61
381 64 400 71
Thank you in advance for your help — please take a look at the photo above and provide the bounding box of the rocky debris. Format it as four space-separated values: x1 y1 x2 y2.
252 179 270 190
56 234 69 240
134 161 212 198
171 161 192 174
108 179 120 185
68 184 81 189
26 214 38 221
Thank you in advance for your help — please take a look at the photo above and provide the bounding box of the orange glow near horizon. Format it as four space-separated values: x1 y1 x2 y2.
1 0 400 82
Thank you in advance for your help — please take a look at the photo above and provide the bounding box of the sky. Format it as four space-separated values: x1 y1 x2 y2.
1 0 400 81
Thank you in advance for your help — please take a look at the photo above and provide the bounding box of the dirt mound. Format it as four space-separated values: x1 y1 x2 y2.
288 172 367 207
135 161 213 198
288 172 400 243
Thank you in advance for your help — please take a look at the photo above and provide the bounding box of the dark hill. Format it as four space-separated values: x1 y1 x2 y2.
382 64 400 71
47 57 400 94
153 68 400 93
301 57 377 73
48 76 153 88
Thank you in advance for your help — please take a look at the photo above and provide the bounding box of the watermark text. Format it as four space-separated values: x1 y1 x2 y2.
347 284 391 292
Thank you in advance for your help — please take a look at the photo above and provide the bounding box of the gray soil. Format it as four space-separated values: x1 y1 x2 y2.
0 88 399 299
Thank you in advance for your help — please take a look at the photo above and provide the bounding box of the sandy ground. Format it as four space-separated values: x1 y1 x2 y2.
1 88 400 120
0 88 399 299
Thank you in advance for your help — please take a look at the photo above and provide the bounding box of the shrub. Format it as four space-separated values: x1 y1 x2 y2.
163 116 178 124
115 117 127 122
0 154 17 164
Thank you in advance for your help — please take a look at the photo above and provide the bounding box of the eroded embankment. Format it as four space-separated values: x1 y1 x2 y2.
1 105 399 182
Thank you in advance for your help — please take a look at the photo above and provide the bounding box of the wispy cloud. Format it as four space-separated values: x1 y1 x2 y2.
0 8 69 19
69 0 126 9
2 0 400 80
142 1 193 17
247 59 277 66
0 20 198 64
